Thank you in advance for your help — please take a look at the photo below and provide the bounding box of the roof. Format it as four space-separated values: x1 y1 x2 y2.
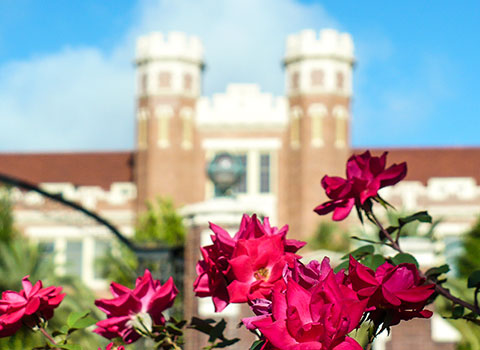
353 147 480 184
0 152 134 190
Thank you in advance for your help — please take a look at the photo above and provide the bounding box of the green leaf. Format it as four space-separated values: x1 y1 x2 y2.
398 211 432 226
391 253 419 267
334 260 349 273
362 254 386 270
59 345 82 350
250 340 266 350
452 305 465 319
426 264 450 278
351 236 381 245
188 317 216 335
67 311 90 328
468 270 480 288
341 245 374 260
214 338 240 348
209 319 227 342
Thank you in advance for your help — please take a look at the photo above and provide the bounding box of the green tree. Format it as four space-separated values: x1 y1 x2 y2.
457 217 480 279
309 222 350 252
135 197 186 247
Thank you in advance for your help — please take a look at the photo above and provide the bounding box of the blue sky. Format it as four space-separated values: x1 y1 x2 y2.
0 0 478 151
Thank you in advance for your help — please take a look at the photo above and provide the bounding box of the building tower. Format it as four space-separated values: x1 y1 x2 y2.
134 32 206 210
280 29 355 239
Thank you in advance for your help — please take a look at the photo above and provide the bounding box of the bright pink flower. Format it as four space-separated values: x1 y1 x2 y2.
252 269 367 350
194 214 305 312
315 151 407 221
286 258 346 291
227 235 298 303
0 276 65 337
94 270 178 344
98 343 125 350
348 256 434 326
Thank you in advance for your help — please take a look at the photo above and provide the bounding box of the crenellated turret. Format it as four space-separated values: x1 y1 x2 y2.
135 32 204 97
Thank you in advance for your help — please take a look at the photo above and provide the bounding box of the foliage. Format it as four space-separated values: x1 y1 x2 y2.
457 217 480 279
135 197 186 247
309 221 350 252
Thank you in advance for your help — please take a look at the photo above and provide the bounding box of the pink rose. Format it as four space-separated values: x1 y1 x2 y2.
227 235 298 303
194 214 305 312
94 270 178 344
252 271 367 350
315 151 407 220
0 276 65 337
349 256 434 326
286 257 346 290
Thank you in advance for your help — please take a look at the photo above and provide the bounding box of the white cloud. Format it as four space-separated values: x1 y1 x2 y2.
0 0 338 151
0 47 134 151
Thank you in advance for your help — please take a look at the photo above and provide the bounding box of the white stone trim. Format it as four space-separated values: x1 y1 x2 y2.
202 138 281 151
196 84 287 129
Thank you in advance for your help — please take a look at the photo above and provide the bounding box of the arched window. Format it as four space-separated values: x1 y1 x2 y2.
155 106 173 148
291 71 300 91
333 106 349 148
139 73 148 95
180 107 194 149
308 104 327 147
290 107 302 149
336 71 345 90
158 71 171 89
311 69 325 87
137 109 148 149
184 73 193 92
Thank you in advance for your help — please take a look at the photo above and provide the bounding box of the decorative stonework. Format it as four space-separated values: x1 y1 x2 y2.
136 32 204 97
196 84 287 130
284 29 354 96
11 182 137 210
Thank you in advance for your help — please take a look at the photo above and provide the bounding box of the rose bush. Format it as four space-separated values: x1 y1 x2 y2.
95 269 178 344
349 256 435 326
314 151 407 220
0 149 478 350
0 276 64 337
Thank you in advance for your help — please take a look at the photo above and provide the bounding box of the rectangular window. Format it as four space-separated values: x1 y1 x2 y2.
66 240 83 277
259 153 270 193
214 153 247 196
234 154 247 193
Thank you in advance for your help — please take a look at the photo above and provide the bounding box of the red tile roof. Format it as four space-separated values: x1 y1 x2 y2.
353 147 480 184
0 152 134 190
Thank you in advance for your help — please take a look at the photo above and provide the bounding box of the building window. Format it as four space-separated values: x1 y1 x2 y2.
158 71 171 89
233 154 247 193
309 104 327 147
311 69 325 87
259 153 270 193
184 73 192 92
66 240 83 277
291 71 300 90
180 108 193 149
213 153 247 196
137 109 148 150
156 106 173 148
336 71 344 90
333 106 348 148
